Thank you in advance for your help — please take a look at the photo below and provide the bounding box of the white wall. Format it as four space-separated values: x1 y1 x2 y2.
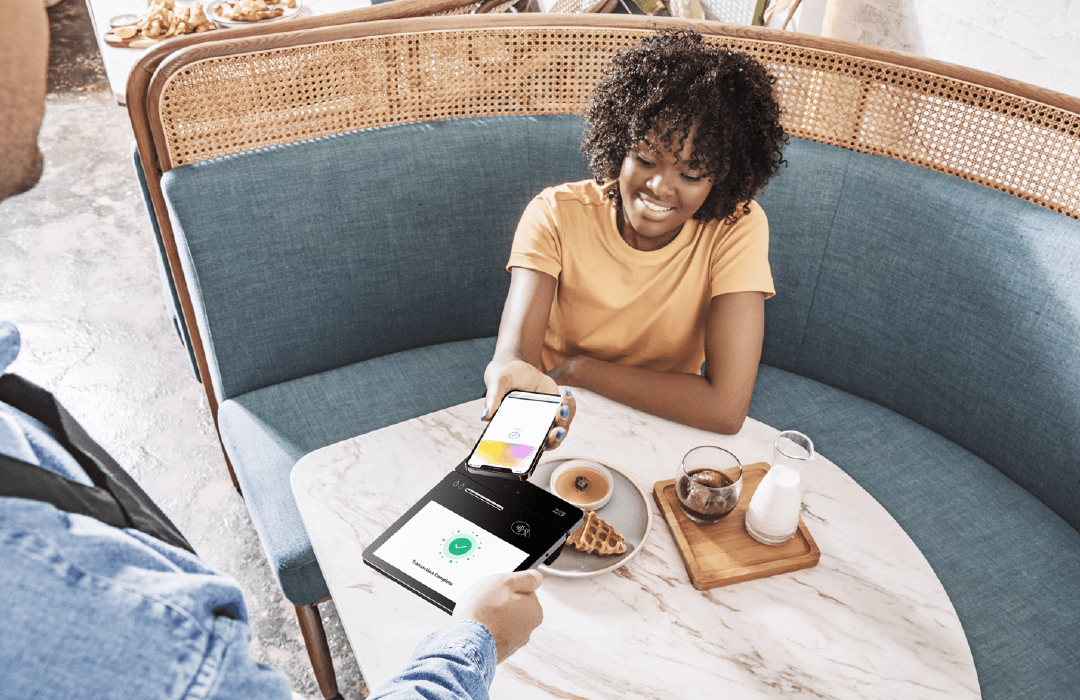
698 0 1080 99
696 0 827 30
815 0 1080 98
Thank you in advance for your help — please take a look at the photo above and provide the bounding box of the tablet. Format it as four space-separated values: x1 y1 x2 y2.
362 463 585 613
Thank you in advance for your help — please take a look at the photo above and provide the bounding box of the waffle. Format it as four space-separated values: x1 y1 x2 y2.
565 511 627 556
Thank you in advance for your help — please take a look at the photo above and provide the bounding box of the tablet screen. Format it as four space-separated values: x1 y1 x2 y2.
363 466 583 612
372 500 530 603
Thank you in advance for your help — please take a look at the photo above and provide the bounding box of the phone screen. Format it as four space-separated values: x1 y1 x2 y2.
468 392 562 474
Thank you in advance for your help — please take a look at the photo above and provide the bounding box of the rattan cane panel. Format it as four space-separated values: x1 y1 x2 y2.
159 29 643 167
157 27 1080 219
737 41 1080 219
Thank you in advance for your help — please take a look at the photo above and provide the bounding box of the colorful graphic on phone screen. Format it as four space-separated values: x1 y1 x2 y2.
470 394 561 472
474 439 537 469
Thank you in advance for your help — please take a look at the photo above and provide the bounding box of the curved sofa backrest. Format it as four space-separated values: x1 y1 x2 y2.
759 137 1080 530
162 115 590 402
146 15 1080 521
147 16 1080 222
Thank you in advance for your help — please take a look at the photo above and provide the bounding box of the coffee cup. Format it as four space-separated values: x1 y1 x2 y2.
550 459 613 511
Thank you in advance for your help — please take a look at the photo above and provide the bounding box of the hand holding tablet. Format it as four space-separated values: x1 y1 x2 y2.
453 570 545 664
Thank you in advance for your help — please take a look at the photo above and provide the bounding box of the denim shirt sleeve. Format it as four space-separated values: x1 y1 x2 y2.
0 321 93 485
0 322 19 374
366 620 498 700
0 499 294 700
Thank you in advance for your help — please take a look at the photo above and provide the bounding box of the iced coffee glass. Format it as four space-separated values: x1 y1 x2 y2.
676 446 743 523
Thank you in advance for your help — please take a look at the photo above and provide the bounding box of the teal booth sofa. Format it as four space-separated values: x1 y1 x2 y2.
135 14 1079 699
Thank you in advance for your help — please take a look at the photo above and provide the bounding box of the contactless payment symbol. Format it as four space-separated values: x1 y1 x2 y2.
440 530 481 563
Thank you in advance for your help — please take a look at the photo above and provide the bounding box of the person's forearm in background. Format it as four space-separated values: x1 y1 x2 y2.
484 268 574 447
549 292 766 436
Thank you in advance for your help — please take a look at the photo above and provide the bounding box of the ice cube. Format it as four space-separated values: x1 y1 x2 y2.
683 481 713 512
692 469 723 488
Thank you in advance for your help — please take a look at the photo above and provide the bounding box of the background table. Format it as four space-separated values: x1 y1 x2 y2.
291 388 980 698
83 0 368 104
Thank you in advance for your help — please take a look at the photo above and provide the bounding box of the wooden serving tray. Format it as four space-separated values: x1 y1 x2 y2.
653 462 820 590
103 32 164 49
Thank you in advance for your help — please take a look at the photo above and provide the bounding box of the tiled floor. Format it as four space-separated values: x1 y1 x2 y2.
0 2 366 698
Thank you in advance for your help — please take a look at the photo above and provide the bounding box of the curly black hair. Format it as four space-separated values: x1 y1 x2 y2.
581 27 787 225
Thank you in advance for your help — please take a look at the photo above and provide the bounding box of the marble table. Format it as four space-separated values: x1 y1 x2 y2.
82 0 370 104
291 388 981 698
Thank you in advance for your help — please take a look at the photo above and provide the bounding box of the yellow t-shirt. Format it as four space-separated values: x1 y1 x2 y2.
507 180 775 375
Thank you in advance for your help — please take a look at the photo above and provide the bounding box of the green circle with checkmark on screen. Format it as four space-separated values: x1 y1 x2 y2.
441 531 480 563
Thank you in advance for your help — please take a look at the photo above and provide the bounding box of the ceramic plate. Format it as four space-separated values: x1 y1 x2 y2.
536 455 653 577
206 0 302 28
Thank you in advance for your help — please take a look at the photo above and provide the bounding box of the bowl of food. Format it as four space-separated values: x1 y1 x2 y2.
109 13 140 29
103 2 216 47
206 0 302 27
549 459 614 511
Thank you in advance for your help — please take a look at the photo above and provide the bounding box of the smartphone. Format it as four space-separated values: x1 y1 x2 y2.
466 390 563 480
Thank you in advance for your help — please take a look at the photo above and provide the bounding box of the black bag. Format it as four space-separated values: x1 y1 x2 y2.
0 373 194 554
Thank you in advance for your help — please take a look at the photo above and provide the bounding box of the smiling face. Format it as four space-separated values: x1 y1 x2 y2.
616 127 714 252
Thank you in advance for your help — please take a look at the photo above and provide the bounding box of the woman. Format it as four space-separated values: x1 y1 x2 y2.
483 28 787 444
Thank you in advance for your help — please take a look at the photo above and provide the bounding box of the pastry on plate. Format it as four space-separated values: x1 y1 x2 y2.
565 511 627 556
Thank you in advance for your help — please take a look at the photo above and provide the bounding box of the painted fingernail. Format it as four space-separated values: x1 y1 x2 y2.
481 407 488 420
563 388 573 397
560 405 569 419
555 428 566 440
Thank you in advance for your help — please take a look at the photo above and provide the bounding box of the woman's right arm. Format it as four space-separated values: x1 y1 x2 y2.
483 267 574 448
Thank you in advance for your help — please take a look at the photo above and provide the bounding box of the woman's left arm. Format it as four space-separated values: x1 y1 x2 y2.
549 291 765 435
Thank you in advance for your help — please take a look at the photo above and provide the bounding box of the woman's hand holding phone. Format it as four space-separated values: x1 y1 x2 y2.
482 359 575 450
